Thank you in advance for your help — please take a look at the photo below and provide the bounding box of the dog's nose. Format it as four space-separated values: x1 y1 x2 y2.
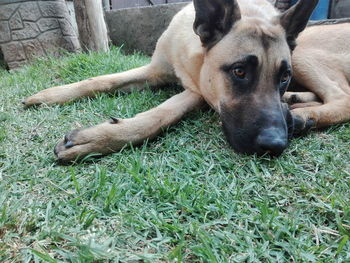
256 128 288 156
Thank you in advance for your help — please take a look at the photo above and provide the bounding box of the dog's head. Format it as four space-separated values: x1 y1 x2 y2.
193 0 318 156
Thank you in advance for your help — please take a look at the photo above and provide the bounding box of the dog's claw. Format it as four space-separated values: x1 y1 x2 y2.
110 117 119 124
305 119 316 131
292 115 315 136
21 99 32 109
54 140 72 164
65 141 74 148
290 94 299 104
54 128 83 162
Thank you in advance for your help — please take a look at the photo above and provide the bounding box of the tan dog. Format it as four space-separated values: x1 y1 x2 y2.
23 0 350 163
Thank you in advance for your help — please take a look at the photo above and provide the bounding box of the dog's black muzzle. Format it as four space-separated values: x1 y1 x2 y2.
221 102 294 156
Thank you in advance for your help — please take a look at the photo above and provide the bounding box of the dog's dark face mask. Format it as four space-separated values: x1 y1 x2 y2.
193 0 318 156
217 53 294 156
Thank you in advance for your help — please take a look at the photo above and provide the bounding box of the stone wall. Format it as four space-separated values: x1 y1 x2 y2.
0 0 80 69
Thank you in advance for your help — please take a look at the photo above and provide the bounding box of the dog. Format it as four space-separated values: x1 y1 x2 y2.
23 0 350 163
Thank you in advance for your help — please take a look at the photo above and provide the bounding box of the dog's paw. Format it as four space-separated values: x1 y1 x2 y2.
291 113 316 136
283 93 300 104
22 86 73 108
283 92 320 105
22 89 62 108
54 129 94 164
53 120 129 164
22 93 47 108
54 128 111 164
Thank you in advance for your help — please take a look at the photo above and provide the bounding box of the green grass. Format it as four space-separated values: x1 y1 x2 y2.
0 46 349 262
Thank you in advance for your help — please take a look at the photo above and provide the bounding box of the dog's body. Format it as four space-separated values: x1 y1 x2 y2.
286 22 350 126
23 0 350 163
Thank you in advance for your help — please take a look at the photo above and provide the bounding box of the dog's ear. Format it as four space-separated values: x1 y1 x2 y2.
279 0 319 50
193 0 241 49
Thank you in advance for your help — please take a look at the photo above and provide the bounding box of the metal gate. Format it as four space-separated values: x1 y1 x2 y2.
111 0 190 10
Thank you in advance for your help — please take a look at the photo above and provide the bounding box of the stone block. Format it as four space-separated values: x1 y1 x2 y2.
58 18 74 36
37 18 59 31
0 21 11 43
7 60 27 69
0 0 79 69
39 1 68 18
18 1 41 22
0 4 18 20
1 42 26 62
61 36 80 52
37 29 66 55
9 11 24 30
1 0 36 3
12 22 41 40
22 39 46 59
65 1 78 35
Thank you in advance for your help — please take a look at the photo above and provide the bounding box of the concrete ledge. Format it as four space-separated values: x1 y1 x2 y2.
105 3 188 56
308 18 350 26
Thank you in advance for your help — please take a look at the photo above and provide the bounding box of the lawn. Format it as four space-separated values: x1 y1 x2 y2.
0 47 349 262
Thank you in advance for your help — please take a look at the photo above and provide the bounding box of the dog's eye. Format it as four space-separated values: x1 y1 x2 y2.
233 67 246 79
280 70 291 84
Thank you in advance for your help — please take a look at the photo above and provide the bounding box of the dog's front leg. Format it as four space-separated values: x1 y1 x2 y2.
23 64 171 107
54 90 204 163
283 91 321 105
291 96 350 133
290 49 350 134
